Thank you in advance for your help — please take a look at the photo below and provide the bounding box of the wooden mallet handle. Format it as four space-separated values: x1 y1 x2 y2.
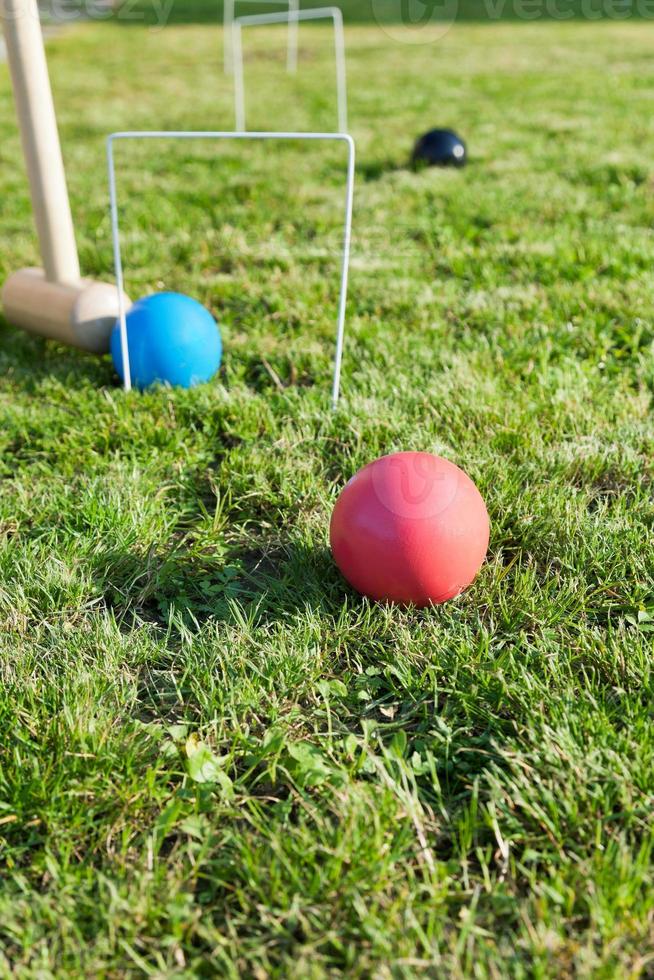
1 0 130 352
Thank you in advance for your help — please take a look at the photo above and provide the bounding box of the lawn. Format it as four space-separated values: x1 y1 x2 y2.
1 16 653 978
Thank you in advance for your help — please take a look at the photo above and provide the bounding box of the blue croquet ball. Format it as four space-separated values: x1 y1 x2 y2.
111 292 222 390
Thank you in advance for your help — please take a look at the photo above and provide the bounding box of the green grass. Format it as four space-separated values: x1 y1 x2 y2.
1 18 654 978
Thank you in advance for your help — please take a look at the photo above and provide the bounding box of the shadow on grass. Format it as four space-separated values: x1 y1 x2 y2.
114 535 512 812
0 321 321 402
357 155 479 182
357 158 405 182
100 535 347 632
103 535 355 724
0 321 115 393
95 526 515 819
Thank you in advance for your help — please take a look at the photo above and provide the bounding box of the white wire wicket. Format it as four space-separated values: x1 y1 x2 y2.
224 0 299 74
233 7 348 135
106 131 355 409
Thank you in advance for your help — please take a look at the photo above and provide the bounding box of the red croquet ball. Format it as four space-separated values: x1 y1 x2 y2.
329 451 489 607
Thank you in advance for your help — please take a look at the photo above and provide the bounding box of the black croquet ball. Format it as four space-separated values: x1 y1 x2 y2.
412 129 467 168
